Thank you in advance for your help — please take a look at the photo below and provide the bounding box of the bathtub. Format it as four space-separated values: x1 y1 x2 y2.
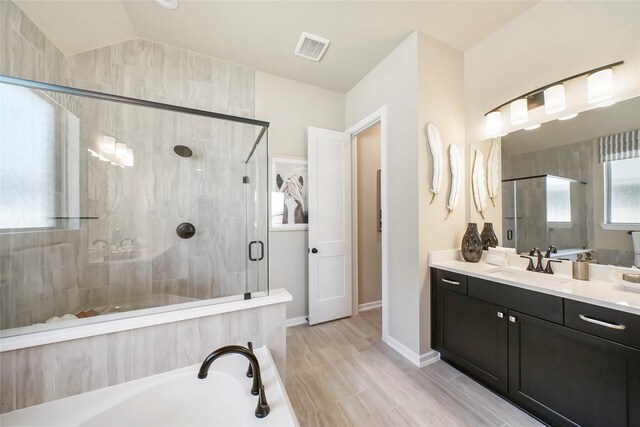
0 346 298 427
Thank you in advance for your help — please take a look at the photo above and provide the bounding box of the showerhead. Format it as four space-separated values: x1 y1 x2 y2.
174 145 193 158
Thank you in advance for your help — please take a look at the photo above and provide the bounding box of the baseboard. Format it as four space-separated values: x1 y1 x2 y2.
384 335 440 368
358 300 382 311
285 316 308 327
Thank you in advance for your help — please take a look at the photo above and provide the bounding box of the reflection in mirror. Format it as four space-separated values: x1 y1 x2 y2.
501 96 640 267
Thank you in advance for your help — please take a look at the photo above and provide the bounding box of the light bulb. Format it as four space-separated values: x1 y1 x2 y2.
485 111 502 136
101 136 116 154
525 124 541 130
544 84 566 114
558 113 578 121
116 142 128 160
588 69 613 103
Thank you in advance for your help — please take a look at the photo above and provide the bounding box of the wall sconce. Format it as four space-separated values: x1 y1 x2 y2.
484 60 622 136
123 148 135 167
543 84 566 114
510 99 528 125
485 111 502 136
588 68 613 103
115 142 128 160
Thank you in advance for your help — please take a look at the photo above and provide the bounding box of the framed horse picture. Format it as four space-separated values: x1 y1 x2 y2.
271 156 308 231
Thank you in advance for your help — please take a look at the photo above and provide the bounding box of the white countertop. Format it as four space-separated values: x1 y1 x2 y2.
429 251 640 316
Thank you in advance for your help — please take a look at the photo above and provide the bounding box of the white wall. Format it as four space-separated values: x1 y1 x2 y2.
255 71 345 320
346 32 420 353
417 32 465 354
465 1 640 227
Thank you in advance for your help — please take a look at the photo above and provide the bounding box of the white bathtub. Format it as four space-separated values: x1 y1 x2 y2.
0 346 298 427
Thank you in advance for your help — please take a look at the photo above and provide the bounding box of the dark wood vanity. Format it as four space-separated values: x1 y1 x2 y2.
431 268 640 427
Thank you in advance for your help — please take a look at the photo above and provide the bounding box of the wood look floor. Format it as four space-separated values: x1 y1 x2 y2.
285 308 543 427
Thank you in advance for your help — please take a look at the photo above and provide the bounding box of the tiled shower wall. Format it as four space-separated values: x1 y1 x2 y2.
0 0 260 329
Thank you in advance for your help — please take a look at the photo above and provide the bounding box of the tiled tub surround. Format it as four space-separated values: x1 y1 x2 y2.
0 289 290 414
1 0 263 331
1 346 298 427
429 249 640 316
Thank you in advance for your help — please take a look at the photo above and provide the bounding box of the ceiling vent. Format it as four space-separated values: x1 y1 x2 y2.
294 32 330 62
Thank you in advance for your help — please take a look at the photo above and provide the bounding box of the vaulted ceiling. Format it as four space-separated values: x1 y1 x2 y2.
15 1 536 92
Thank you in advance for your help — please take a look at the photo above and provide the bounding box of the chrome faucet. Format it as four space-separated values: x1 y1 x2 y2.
197 342 270 419
119 238 135 248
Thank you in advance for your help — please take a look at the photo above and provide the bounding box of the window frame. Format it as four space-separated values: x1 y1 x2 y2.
602 160 640 229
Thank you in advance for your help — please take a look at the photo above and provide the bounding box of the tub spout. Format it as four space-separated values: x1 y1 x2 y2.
197 342 270 418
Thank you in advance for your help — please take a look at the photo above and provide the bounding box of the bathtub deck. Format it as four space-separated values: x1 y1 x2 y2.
285 308 542 427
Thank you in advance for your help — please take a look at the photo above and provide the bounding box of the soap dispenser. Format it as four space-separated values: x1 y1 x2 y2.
572 253 589 281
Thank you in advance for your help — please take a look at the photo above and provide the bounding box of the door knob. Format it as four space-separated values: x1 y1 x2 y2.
311 248 318 254
176 222 196 239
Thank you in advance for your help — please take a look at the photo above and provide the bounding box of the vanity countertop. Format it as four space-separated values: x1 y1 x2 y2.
430 258 640 316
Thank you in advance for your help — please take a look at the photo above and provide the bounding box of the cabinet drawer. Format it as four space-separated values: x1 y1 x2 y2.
564 300 640 350
434 269 467 294
468 277 563 324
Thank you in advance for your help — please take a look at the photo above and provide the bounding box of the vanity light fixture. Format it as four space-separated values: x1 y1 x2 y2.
101 135 116 154
485 111 502 136
543 84 566 114
588 68 613 103
98 154 110 162
484 60 623 137
558 113 579 121
87 148 100 157
123 148 134 167
510 99 528 125
524 124 541 130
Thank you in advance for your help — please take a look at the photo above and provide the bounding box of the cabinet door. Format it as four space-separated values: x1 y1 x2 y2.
508 310 640 427
436 288 508 393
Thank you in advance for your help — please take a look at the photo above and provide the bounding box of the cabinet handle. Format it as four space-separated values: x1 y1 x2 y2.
578 314 626 331
441 278 460 286
508 315 517 323
497 312 504 319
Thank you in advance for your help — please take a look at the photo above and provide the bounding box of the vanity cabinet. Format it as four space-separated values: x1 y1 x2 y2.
432 268 640 427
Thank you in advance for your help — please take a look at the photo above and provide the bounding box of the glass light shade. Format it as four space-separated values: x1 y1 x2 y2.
510 99 528 125
558 113 578 121
98 155 110 162
485 111 502 136
544 84 566 114
588 69 613 103
525 124 541 130
123 148 134 167
101 136 116 154
115 142 128 160
87 149 100 157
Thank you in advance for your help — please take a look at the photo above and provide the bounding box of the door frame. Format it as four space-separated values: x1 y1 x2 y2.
345 106 389 342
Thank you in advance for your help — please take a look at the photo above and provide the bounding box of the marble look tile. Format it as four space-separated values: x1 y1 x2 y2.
18 11 45 54
0 351 15 413
14 345 56 409
107 322 179 385
66 46 113 87
114 39 152 70
51 335 109 400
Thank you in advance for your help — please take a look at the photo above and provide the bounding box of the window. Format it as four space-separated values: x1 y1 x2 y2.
547 176 571 223
0 85 57 229
606 157 640 224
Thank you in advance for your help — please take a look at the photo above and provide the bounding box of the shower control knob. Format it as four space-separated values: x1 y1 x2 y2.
311 248 318 254
176 222 196 239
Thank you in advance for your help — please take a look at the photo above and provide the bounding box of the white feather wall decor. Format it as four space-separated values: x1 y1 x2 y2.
472 149 488 220
425 122 443 204
446 144 462 219
487 140 500 207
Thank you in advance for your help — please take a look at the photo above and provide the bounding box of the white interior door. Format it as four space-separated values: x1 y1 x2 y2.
308 127 352 325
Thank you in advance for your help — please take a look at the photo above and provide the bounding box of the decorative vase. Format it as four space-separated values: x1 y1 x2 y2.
480 222 499 250
461 223 483 263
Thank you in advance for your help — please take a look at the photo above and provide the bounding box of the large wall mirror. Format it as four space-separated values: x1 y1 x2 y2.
501 96 640 267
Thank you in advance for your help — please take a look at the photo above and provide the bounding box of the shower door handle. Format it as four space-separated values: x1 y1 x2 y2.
248 241 265 261
257 241 265 261
507 230 513 241
248 241 258 261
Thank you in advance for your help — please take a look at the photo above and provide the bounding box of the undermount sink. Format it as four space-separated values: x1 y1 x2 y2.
486 268 572 287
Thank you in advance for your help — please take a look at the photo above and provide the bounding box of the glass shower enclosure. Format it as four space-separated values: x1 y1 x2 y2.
502 175 587 255
0 75 269 336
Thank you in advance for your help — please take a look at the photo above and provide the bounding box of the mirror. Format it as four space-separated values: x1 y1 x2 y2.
501 96 640 267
